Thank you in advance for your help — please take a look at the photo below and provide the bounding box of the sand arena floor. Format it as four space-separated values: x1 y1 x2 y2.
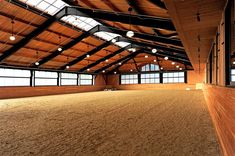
0 90 221 156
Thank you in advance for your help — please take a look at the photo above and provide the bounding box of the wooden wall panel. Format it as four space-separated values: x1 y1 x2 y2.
0 86 106 99
203 85 235 156
0 74 106 99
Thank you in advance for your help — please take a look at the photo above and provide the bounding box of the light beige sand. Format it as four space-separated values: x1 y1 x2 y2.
0 90 221 156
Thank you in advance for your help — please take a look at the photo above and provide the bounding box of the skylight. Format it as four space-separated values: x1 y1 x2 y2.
19 0 131 47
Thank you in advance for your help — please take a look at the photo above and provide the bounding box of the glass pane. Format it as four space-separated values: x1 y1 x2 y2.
35 78 57 86
35 71 58 78
0 77 30 86
61 79 77 85
61 73 77 79
80 74 92 79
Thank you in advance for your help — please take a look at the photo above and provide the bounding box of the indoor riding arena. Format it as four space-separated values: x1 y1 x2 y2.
0 0 234 156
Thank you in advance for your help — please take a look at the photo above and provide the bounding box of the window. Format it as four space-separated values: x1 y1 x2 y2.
163 72 185 83
61 73 77 86
79 74 93 85
0 68 31 86
121 74 138 84
19 0 132 48
141 73 160 84
232 69 235 81
35 71 58 86
141 64 159 72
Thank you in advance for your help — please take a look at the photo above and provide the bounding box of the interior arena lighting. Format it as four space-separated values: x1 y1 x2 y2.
10 20 16 41
9 35 16 41
35 61 39 66
164 56 168 60
172 62 175 65
129 48 136 52
152 48 157 53
105 59 109 62
58 47 63 51
130 69 133 72
114 71 117 74
179 67 183 70
233 61 235 65
145 55 148 58
66 65 70 69
176 65 179 68
86 54 90 58
126 30 134 38
160 67 163 70
111 39 116 43
102 70 105 73
118 62 122 65
186 87 191 91
87 68 90 71
154 59 157 62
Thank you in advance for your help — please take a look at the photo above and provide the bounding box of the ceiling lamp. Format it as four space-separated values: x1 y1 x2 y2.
179 68 183 70
130 69 133 72
57 35 62 51
86 54 90 58
9 20 16 41
58 47 62 51
172 62 175 65
118 62 122 65
87 68 90 71
129 48 136 52
233 61 235 65
160 67 163 70
176 65 179 68
154 59 157 62
105 59 109 62
35 61 39 66
102 70 105 73
164 56 168 60
126 30 134 38
126 7 134 38
114 71 117 74
152 48 157 53
66 65 70 69
145 55 148 58
111 38 117 43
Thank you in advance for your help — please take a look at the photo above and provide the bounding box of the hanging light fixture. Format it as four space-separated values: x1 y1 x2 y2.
86 54 90 58
105 59 109 62
35 51 39 66
160 67 163 70
102 70 105 73
145 55 148 58
65 57 69 69
130 69 133 72
164 56 168 60
179 67 183 70
126 7 134 38
172 62 175 65
154 59 157 62
114 71 117 74
111 38 117 43
9 19 16 41
152 48 157 53
57 35 62 51
176 65 179 68
87 68 90 71
119 62 122 65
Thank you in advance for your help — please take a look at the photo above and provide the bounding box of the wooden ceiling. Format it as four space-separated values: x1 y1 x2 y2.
165 0 227 72
0 0 192 74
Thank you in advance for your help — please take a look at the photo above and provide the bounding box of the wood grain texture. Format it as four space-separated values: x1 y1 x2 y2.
203 85 235 156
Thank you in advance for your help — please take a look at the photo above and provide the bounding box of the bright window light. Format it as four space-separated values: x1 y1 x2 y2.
19 0 131 47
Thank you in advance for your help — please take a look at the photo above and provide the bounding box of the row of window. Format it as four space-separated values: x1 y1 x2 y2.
0 68 93 87
120 72 186 84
